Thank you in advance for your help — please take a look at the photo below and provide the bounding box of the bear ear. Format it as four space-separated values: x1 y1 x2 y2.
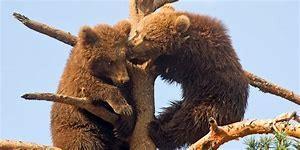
79 26 98 45
114 20 131 36
174 15 190 33
159 4 175 13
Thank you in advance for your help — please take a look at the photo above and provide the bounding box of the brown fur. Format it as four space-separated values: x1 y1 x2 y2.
128 8 249 149
51 21 135 150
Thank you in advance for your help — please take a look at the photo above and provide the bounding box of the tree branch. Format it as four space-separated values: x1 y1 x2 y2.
129 0 178 27
13 12 77 46
13 12 300 106
0 140 61 150
245 71 300 105
21 93 118 126
189 112 300 150
153 0 178 12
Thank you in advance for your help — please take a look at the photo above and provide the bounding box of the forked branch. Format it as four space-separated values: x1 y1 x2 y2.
189 112 300 150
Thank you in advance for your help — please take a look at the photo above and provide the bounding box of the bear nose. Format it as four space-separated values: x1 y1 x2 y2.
118 76 130 85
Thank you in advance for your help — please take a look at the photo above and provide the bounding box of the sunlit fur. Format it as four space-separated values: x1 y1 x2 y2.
129 10 249 150
51 21 135 150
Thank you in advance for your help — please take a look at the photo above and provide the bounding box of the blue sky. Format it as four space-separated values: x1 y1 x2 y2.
1 0 299 149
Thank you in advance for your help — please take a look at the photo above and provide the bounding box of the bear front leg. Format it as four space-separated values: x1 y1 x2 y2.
99 87 135 139
156 100 182 123
101 86 133 117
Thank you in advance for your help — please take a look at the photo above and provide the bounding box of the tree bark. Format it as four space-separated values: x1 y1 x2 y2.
0 140 61 150
189 112 300 150
127 63 157 150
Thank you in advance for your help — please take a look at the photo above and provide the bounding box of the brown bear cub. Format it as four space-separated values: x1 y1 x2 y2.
51 20 135 150
128 6 249 149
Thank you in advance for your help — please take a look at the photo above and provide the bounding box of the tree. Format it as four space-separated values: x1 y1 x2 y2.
1 0 299 149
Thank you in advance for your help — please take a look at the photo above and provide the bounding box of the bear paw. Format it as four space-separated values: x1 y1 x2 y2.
113 102 133 116
148 120 164 143
114 116 135 139
148 120 173 148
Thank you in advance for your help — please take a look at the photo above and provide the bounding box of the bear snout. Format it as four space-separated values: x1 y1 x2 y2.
113 75 130 85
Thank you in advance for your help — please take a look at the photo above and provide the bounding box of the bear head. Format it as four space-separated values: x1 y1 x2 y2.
127 6 190 63
78 21 131 86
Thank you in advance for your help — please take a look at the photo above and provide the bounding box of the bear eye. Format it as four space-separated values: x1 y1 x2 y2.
107 60 113 65
101 58 113 65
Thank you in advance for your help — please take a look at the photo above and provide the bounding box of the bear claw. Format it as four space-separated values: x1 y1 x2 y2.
113 103 133 116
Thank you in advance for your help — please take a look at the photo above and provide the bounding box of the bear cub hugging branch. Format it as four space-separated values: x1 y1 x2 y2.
128 6 249 150
51 20 135 149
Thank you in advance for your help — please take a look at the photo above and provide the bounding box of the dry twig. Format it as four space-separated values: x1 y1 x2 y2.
189 112 300 150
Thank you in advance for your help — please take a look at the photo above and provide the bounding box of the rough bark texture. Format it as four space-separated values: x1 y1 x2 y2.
127 1 178 149
127 63 157 150
189 112 300 150
0 140 61 150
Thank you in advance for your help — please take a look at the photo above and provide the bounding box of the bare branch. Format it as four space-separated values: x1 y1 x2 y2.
13 12 77 46
153 0 178 12
13 12 300 106
0 140 61 150
129 0 178 25
245 71 300 105
21 93 118 126
189 112 300 150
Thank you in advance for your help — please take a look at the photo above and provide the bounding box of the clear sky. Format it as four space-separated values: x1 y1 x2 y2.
1 0 299 149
